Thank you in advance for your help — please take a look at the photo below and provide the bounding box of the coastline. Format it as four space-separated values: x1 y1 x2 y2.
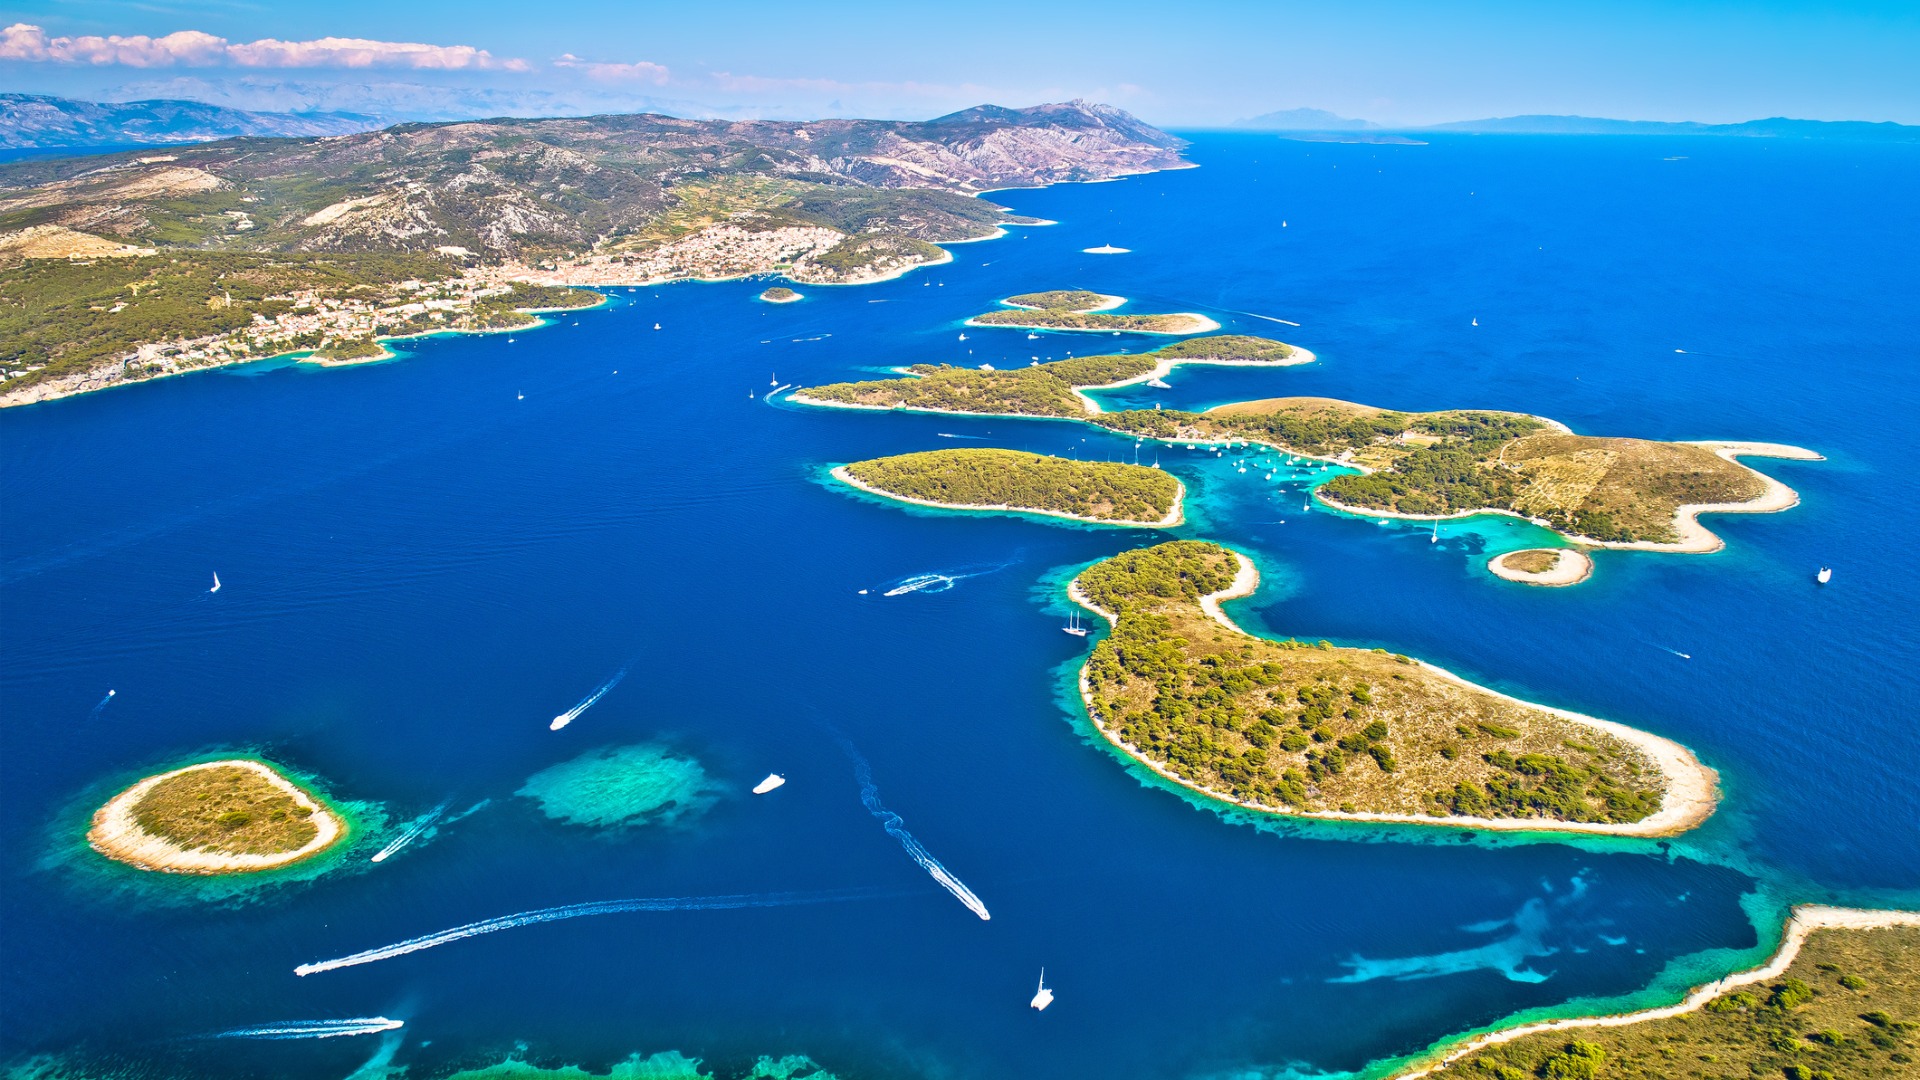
1391 905 1920 1079
1 295 606 410
785 346 1316 420
1488 548 1594 587
87 759 346 874
830 465 1184 528
963 311 1222 335
1312 440 1820 553
1069 550 1718 837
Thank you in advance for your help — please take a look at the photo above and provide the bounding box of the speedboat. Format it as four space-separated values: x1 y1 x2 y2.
1817 567 1832 584
753 774 786 795
1030 970 1054 1011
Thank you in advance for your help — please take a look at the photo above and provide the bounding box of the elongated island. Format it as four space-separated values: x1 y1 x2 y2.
795 357 1817 555
88 759 346 874
1071 541 1716 834
834 449 1183 526
966 290 1220 335
1399 906 1920 1079
794 334 1311 417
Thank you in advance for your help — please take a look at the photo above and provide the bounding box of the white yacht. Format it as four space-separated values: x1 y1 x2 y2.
1817 567 1833 584
752 774 786 795
1063 611 1090 638
1145 377 1171 389
1030 970 1054 1011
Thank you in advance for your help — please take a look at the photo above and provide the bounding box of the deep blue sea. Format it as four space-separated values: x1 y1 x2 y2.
3 133 1916 1080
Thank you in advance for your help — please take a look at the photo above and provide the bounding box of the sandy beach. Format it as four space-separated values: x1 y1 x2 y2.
831 465 1183 527
1392 905 1920 1079
1488 548 1594 587
1070 550 1718 837
88 759 346 874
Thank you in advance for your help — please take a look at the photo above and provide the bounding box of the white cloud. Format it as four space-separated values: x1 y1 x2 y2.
0 23 528 71
554 54 669 84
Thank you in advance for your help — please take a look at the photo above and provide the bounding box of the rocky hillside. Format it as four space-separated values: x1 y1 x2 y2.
0 94 380 150
0 100 1186 263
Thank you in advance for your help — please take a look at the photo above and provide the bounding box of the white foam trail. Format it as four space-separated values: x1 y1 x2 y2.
1214 307 1300 327
550 665 628 730
370 800 452 863
441 798 491 825
215 1018 403 1039
88 690 116 719
847 746 990 921
296 890 878 976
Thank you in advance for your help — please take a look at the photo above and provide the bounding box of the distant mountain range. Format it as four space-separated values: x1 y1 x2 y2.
1237 108 1918 141
0 94 383 150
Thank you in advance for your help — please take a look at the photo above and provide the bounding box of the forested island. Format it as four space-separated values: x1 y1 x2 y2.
1407 910 1920 1080
967 290 1219 334
759 286 802 303
1092 398 1818 548
88 759 347 874
836 449 1183 526
794 334 1306 416
1072 541 1714 833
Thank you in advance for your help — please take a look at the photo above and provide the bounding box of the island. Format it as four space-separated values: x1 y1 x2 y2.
1094 398 1821 549
967 290 1219 334
87 759 346 874
1401 906 1920 1080
2 100 1188 408
793 334 1309 417
834 449 1183 526
1489 547 1593 586
759 286 802 304
1072 541 1717 834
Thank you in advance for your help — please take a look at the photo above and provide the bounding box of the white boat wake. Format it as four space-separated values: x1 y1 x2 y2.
370 799 452 863
551 665 628 730
883 573 956 597
214 1018 403 1040
845 742 991 921
88 689 116 719
295 890 881 975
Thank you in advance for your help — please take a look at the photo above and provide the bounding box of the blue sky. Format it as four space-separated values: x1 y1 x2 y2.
3 1 1915 125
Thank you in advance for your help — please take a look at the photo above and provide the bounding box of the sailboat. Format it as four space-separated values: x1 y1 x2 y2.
1817 567 1833 584
1063 611 1090 638
958 332 968 341
653 322 662 330
1030 970 1054 1011
1471 318 1478 327
209 572 221 594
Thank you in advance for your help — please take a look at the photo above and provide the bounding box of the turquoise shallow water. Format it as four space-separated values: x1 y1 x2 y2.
1 133 1916 1079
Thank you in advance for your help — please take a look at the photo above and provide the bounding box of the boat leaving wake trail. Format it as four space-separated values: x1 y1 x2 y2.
295 889 883 975
88 689 116 719
876 559 1020 598
551 665 628 730
841 740 991 921
370 799 452 863
214 1018 403 1039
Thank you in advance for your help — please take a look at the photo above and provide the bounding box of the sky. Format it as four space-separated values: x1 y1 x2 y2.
2 1 1916 127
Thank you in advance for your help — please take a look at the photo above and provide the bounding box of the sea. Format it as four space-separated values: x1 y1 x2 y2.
2 132 1916 1080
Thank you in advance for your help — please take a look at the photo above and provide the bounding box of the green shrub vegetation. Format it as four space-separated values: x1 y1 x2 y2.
0 251 451 388
842 449 1179 523
796 335 1299 416
1075 541 1664 822
127 763 330 856
1004 290 1113 310
1424 926 1920 1080
1096 397 1768 544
